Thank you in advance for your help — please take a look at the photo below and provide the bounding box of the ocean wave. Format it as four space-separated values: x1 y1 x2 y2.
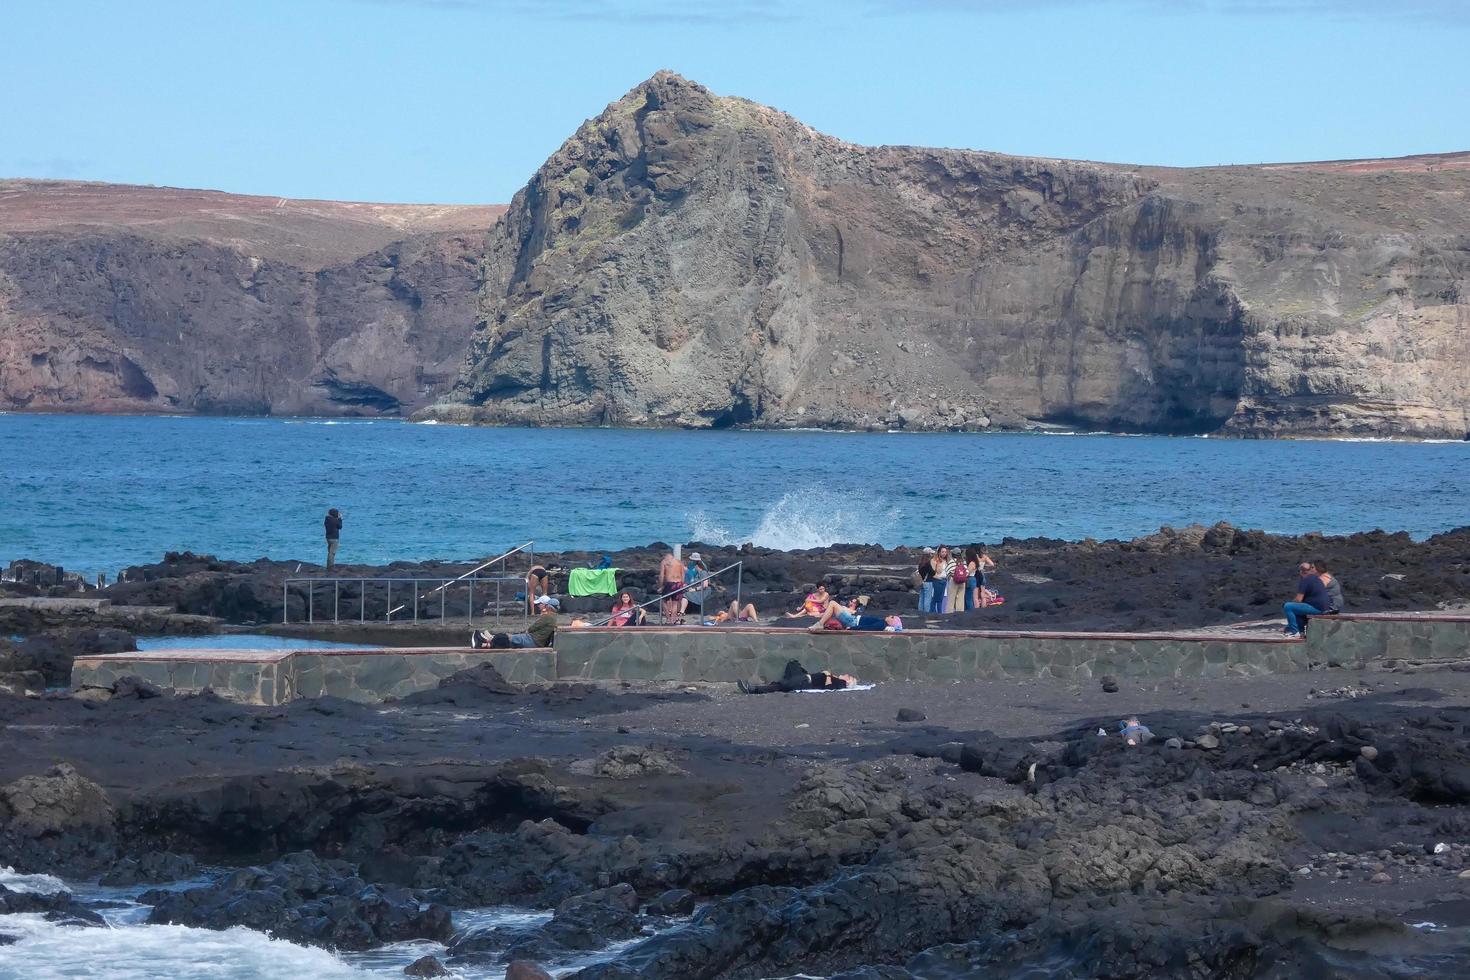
689 487 900 550
0 865 66 894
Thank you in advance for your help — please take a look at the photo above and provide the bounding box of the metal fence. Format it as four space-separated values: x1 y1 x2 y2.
282 574 535 625
282 542 535 625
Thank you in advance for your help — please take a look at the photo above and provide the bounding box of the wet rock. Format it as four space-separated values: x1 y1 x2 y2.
648 888 696 916
1100 675 1120 693
506 963 554 980
145 851 452 951
1195 734 1220 750
1164 737 1183 750
1360 745 1379 761
0 883 105 925
895 708 926 723
404 954 449 977
99 851 197 887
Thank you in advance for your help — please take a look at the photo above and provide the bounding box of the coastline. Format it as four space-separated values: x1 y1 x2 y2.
6 406 1469 442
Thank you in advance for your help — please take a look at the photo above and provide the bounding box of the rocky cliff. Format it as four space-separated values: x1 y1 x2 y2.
431 72 1470 438
0 181 504 415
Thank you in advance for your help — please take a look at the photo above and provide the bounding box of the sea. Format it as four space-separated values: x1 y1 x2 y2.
3 414 1468 578
4 413 1470 976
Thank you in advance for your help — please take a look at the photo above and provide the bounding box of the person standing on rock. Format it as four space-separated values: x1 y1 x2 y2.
916 547 936 612
323 508 342 570
932 546 954 614
659 549 687 624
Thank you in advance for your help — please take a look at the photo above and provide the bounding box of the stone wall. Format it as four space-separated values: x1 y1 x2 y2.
555 627 1309 684
1311 614 1470 667
69 616 1470 705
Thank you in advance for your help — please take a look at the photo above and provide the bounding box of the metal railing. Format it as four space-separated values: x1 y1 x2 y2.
584 560 744 627
283 541 535 625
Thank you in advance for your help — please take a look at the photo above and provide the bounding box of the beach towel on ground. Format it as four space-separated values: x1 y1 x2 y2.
568 567 620 596
798 683 876 693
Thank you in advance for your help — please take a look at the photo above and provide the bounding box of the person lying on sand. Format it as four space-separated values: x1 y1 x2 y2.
782 585 830 618
1119 717 1153 745
738 658 858 694
809 596 903 632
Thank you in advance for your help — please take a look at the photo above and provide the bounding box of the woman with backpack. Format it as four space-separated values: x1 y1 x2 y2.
946 547 969 613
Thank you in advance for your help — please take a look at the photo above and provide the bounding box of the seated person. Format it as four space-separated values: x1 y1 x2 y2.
809 596 904 633
711 600 760 624
781 585 830 618
738 659 858 694
1282 561 1330 637
1316 560 1345 614
607 591 647 627
472 595 559 648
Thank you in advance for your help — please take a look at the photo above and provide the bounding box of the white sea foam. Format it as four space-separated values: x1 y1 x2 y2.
689 487 900 551
0 865 66 894
0 914 366 979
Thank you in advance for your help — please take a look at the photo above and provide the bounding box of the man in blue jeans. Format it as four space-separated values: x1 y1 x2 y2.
1283 561 1330 637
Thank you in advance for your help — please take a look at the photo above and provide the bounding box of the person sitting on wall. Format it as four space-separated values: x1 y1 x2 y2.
1316 559 1346 615
473 595 560 648
809 596 903 633
737 658 858 694
1282 561 1330 638
608 591 648 627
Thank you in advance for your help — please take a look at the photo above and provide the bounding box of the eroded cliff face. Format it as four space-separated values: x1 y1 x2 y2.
433 72 1470 438
0 182 505 415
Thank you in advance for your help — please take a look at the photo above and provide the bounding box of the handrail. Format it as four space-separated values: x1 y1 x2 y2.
282 541 535 626
386 541 533 616
584 560 744 627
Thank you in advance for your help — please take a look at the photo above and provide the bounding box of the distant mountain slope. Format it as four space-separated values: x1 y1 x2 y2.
429 72 1469 438
0 180 505 415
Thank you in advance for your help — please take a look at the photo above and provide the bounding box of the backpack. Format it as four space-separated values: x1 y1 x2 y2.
952 562 968 584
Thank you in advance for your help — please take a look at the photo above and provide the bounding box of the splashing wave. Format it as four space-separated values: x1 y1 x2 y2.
688 487 900 551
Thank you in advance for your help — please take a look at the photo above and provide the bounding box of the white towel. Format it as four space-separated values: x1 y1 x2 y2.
797 683 876 693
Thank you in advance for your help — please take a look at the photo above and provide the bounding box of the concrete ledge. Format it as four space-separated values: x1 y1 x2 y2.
72 647 555 705
555 627 1308 685
67 613 1470 704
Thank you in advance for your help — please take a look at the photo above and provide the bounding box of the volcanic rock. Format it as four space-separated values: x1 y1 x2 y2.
431 72 1470 439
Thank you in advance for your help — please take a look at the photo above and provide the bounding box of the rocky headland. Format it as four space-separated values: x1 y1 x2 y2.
4 74 1468 436
432 72 1470 439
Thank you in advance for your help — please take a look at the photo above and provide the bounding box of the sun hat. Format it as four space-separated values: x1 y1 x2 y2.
688 552 703 562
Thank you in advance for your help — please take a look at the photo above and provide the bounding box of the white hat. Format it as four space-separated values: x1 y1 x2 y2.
688 552 703 562
922 547 936 555
534 595 561 609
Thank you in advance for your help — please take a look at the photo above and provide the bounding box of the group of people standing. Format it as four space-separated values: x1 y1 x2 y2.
916 544 996 614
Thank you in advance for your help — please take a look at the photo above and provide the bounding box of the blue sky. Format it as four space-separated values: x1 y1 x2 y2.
3 0 1466 203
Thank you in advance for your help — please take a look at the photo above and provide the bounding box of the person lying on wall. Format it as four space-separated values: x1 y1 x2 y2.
808 595 904 633
472 595 559 648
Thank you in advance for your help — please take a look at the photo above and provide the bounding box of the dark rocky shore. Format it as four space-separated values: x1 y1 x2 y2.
3 525 1469 976
5 659 1470 975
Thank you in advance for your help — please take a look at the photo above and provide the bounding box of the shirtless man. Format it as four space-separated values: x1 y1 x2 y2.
658 550 687 624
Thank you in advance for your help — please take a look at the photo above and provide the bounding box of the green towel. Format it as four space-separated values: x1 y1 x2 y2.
568 567 620 596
